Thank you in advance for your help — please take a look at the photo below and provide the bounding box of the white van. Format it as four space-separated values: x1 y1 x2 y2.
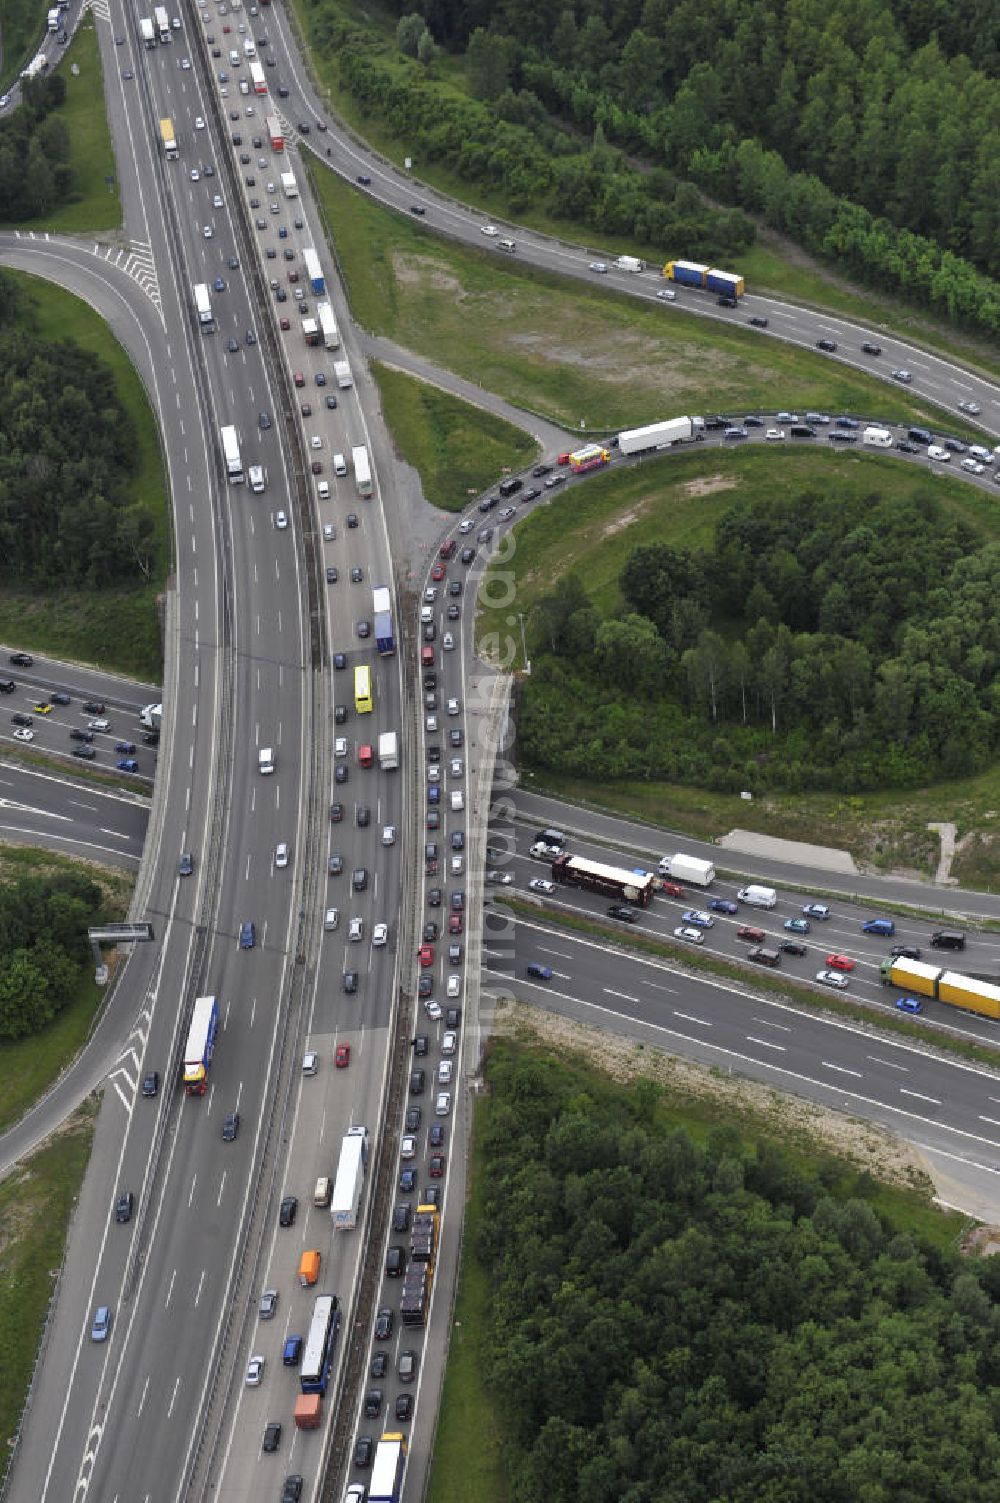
334 453 348 476
498 238 516 253
450 790 464 812
229 47 240 64
317 480 330 500
737 884 776 909
313 1175 332 1207
258 746 275 774
862 426 893 448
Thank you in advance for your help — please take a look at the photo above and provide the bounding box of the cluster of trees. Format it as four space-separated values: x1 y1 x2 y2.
0 869 104 1039
523 486 1000 792
0 275 153 587
477 1044 1000 1502
325 13 754 257
0 75 75 222
371 0 1000 335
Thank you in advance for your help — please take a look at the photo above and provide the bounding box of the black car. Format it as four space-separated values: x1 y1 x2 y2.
0 680 14 693
429 1122 445 1148
281 1478 303 1503
72 746 96 760
370 1351 388 1379
780 940 807 957
115 1191 134 1223
607 904 639 922
364 1388 383 1419
354 1436 374 1468
409 204 425 216
861 341 882 355
9 652 32 667
357 174 372 185
343 969 358 994
749 316 768 328
460 547 475 564
445 1006 462 1029
392 1203 412 1233
422 922 438 943
142 730 160 746
896 440 918 453
222 1111 240 1142
258 411 271 430
395 1393 414 1422
279 1195 298 1227
386 1246 406 1277
11 712 32 727
179 852 194 876
50 691 71 705
141 1070 159 1097
891 944 922 960
828 431 858 443
410 1069 425 1095
414 1033 429 1056
262 1422 282 1453
357 806 370 827
70 728 93 742
418 974 433 997
374 1307 394 1339
422 1185 441 1208
816 338 837 352
532 463 552 477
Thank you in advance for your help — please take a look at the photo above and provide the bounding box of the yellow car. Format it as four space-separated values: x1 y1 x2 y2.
31 702 53 715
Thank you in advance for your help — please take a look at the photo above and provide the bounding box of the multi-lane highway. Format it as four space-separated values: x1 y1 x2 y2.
2 0 1000 1496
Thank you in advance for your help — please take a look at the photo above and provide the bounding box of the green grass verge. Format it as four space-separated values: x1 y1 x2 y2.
0 0 46 91
0 22 121 235
0 1105 96 1458
370 360 538 512
294 0 999 381
0 847 132 1133
425 1103 506 1503
0 268 168 680
311 166 981 443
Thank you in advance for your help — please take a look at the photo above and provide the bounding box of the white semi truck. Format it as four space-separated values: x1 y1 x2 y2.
618 416 704 455
330 1126 369 1230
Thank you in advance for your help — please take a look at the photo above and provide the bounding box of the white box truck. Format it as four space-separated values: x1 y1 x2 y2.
333 359 352 389
863 426 893 448
330 1126 369 1230
738 884 777 909
154 5 170 41
378 731 398 770
659 853 715 886
317 301 339 350
47 7 60 30
193 282 213 331
280 170 298 198
139 17 155 46
614 255 646 272
248 464 265 493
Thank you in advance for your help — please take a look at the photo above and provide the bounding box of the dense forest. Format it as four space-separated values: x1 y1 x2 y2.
0 868 104 1039
0 273 152 587
521 484 1000 792
316 0 1000 335
477 1044 1000 1502
0 75 75 222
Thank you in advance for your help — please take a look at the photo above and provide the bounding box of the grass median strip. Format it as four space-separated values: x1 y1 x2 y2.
501 896 1000 1069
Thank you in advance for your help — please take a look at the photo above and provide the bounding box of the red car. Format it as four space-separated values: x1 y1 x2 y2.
293 371 305 387
335 1043 350 1068
439 540 457 560
430 562 446 582
419 944 434 968
279 316 290 331
311 460 323 474
825 953 856 972
661 880 685 898
448 913 463 934
428 1153 445 1177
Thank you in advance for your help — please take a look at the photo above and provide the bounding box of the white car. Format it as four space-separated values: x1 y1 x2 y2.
425 715 438 733
88 718 110 732
274 841 289 868
480 224 499 237
451 855 464 875
486 869 512 885
323 522 335 541
423 586 437 603
682 909 714 928
446 974 461 997
400 1134 416 1160
180 55 191 68
589 261 608 273
212 193 223 208
529 878 555 895
656 287 677 300
373 922 388 947
424 999 443 1021
195 116 205 129
382 824 396 845
172 14 181 26
438 1060 453 1084
190 167 200 181
275 510 288 529
530 841 561 860
961 458 985 475
816 968 849 989
764 428 786 441
673 925 704 945
202 224 213 238
302 1050 318 1075
310 435 322 449
458 518 475 533
324 907 338 931
891 368 912 383
245 1355 264 1386
441 1030 457 1055
443 632 455 651
435 1091 451 1116
427 765 440 783
13 727 33 742
349 916 363 941
927 445 950 462
958 399 981 415
334 736 347 758
447 698 460 716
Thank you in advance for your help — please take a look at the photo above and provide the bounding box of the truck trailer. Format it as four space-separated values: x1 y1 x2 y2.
659 853 715 887
193 282 213 331
706 268 745 299
352 443 371 495
330 1125 369 1229
664 259 709 288
220 425 243 484
369 1434 407 1503
372 587 395 655
139 17 155 46
265 113 283 151
879 958 1000 1021
159 118 178 159
302 247 325 295
301 317 319 347
618 417 703 455
316 301 339 350
333 359 353 389
182 995 219 1094
378 731 398 769
154 5 170 41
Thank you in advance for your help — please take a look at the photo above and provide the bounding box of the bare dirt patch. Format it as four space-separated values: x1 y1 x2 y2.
681 473 740 499
490 997 934 1195
392 253 467 298
600 502 650 538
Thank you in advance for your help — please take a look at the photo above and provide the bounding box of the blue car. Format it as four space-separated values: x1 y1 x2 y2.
682 909 714 928
526 962 552 980
784 917 810 934
239 920 256 950
116 758 138 772
862 917 895 936
283 1335 303 1366
399 1168 416 1193
708 898 738 915
896 996 922 1014
213 276 226 293
835 416 860 429
91 1305 111 1342
114 741 136 754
